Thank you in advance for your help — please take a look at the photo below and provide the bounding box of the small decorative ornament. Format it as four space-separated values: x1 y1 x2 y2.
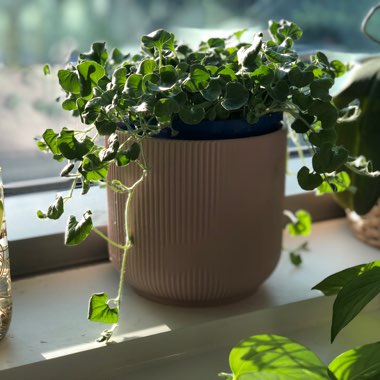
0 168 12 341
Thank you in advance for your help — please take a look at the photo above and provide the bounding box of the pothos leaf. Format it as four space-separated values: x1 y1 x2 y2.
229 334 328 379
88 293 119 324
64 211 93 246
312 261 380 296
328 341 380 380
330 266 380 342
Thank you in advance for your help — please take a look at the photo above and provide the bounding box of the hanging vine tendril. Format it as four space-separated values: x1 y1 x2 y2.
361 3 380 44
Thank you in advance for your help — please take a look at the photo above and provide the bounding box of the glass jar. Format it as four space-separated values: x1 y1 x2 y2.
0 168 12 340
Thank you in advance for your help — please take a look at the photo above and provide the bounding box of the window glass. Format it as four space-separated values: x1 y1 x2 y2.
1 0 379 183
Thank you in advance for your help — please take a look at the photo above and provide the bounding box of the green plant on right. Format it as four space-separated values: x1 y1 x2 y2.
333 57 380 215
220 261 380 380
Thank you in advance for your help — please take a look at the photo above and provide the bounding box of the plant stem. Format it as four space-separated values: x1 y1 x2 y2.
64 176 79 203
100 169 147 342
92 226 130 250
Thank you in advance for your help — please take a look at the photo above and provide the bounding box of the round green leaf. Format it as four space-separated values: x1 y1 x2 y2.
221 82 249 110
159 65 178 89
138 59 156 75
179 106 206 125
124 73 144 98
201 79 222 101
154 98 179 118
58 69 80 94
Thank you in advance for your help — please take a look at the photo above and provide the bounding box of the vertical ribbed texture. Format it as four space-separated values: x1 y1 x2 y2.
107 128 287 305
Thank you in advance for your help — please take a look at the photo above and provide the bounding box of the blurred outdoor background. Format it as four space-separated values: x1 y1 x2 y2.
1 0 380 183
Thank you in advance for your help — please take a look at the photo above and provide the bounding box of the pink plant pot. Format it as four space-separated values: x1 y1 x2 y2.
107 127 287 305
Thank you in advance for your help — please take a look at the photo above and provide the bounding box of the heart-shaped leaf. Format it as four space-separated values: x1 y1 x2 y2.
88 293 119 324
297 166 323 190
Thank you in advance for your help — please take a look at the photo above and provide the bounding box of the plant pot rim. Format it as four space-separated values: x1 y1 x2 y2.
156 112 283 140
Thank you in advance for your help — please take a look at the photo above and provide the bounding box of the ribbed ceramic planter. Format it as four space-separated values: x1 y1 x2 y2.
107 126 287 305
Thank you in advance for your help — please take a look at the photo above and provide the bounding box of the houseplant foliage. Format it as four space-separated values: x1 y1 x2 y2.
220 261 380 379
37 20 370 341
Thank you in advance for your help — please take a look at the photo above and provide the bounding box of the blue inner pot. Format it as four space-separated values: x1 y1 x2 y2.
154 113 283 140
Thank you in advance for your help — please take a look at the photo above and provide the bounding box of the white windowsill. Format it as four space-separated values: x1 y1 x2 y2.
1 217 379 378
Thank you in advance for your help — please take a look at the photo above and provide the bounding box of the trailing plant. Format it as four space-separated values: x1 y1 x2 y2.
37 20 372 342
220 260 380 379
332 4 380 215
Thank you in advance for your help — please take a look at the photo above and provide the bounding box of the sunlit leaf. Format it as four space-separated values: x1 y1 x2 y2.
328 341 380 380
287 210 312 237
229 334 328 379
88 293 118 324
64 211 93 246
58 69 80 94
312 261 380 296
